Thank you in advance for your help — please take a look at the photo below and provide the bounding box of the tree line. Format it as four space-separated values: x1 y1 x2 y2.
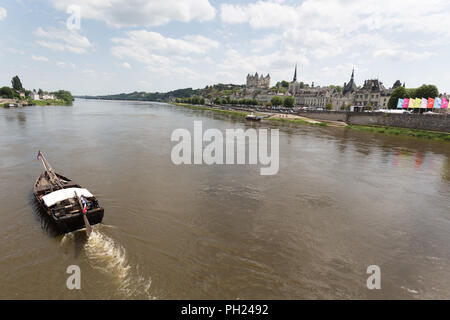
0 75 74 103
387 84 439 109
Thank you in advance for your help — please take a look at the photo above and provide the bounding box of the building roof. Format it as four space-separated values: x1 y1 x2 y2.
342 69 357 95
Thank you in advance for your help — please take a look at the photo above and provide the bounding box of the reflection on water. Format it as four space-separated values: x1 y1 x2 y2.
0 100 449 299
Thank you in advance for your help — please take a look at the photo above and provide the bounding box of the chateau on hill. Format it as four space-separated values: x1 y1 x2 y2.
246 72 270 90
228 66 406 110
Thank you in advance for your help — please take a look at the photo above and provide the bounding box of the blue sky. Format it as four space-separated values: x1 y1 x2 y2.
1 0 449 95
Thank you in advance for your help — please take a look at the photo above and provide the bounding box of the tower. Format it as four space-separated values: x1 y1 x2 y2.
293 64 297 83
342 68 357 95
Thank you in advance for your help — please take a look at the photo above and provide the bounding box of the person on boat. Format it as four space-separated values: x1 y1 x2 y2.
80 196 88 214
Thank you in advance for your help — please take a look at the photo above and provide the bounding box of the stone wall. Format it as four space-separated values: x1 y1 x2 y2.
299 111 348 122
299 111 450 132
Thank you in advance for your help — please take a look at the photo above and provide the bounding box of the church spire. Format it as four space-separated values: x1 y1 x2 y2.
293 63 297 82
351 68 354 80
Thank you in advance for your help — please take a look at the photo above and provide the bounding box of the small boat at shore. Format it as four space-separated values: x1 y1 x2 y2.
245 113 262 121
33 151 104 236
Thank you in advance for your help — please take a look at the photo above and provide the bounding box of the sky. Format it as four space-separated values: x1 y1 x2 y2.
0 0 450 96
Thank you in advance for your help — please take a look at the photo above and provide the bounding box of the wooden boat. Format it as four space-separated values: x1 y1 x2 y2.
33 152 103 235
245 113 262 121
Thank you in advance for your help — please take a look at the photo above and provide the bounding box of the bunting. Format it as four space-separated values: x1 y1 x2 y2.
403 98 410 109
441 97 448 109
427 98 435 109
397 98 404 109
433 97 442 109
414 98 421 108
420 98 427 109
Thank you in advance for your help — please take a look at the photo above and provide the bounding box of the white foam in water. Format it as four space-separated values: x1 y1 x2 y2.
60 233 74 247
82 229 154 299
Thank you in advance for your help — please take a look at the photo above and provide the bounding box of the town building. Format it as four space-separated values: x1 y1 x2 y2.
238 66 403 111
42 93 55 100
30 90 40 100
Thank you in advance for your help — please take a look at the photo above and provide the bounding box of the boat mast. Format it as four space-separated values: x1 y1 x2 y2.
38 151 63 189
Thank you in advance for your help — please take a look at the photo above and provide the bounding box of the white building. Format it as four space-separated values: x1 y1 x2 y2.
42 94 55 100
30 90 40 100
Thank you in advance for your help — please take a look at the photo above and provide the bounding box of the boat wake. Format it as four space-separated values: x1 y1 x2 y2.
84 229 154 299
61 227 154 299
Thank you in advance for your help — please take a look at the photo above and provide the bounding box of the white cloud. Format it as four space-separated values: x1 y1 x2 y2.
34 27 92 54
111 30 218 76
56 61 76 69
49 0 216 28
221 1 297 29
216 48 309 84
219 0 450 71
0 7 6 21
112 30 219 55
221 0 450 35
122 62 131 69
31 55 49 62
373 49 434 61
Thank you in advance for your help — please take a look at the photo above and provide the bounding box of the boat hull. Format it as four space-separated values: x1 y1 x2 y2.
33 171 104 234
54 208 104 233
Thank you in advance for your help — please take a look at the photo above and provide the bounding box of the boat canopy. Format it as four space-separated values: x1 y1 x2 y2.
42 187 94 207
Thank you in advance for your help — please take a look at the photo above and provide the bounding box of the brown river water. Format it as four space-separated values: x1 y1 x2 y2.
0 99 449 299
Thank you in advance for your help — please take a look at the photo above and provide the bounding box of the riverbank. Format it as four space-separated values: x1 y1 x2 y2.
347 124 450 142
172 102 328 126
171 102 450 142
32 99 72 106
1 99 72 107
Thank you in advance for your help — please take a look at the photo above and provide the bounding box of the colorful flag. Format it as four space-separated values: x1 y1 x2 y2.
408 98 415 109
427 98 435 109
397 98 404 109
403 98 410 109
441 97 448 109
81 196 88 213
420 98 427 109
414 98 421 108
434 97 442 109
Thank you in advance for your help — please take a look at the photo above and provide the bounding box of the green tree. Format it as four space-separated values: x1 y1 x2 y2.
283 96 295 108
414 84 439 99
54 90 74 103
387 86 409 109
11 76 24 92
0 86 14 99
281 80 289 88
191 96 200 104
38 88 44 96
271 96 283 106
325 102 333 110
330 85 343 93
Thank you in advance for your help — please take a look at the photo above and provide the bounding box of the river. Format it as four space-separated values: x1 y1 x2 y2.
0 99 449 299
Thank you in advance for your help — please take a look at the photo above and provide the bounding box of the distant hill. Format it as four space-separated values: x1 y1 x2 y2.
77 84 245 102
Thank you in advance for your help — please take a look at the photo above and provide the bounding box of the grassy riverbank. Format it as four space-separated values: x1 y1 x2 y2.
32 99 72 106
172 103 448 141
347 124 450 142
172 102 327 126
268 117 327 126
172 102 249 117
